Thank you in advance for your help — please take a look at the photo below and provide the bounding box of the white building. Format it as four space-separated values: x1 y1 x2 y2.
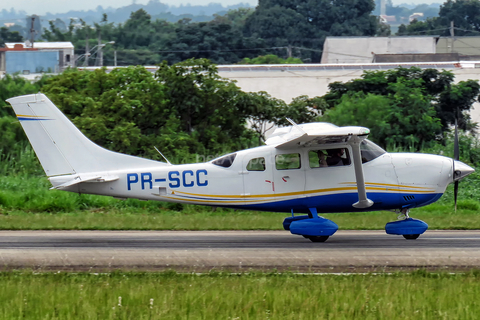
5 41 75 69
321 36 438 64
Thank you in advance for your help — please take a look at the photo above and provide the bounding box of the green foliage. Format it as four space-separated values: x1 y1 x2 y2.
239 54 303 64
322 67 480 148
280 95 325 125
2 272 480 318
387 80 441 148
41 66 170 157
323 93 392 146
239 91 287 144
42 9 266 66
0 75 49 174
0 26 23 46
0 74 46 117
38 1 388 65
243 0 380 62
38 61 262 159
154 59 256 154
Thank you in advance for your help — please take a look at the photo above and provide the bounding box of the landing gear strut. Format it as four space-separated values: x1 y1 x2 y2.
385 208 428 240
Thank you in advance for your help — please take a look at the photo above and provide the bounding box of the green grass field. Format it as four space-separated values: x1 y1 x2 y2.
0 271 479 319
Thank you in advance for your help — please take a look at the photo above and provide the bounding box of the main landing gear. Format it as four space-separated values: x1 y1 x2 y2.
385 209 428 240
284 208 429 242
283 208 338 242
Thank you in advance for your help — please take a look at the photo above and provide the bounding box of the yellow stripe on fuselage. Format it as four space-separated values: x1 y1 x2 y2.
169 184 436 202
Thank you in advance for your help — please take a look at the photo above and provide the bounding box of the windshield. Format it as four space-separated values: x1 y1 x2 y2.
212 153 237 168
360 140 386 163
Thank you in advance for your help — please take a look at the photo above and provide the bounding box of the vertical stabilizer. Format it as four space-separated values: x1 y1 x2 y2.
7 93 163 177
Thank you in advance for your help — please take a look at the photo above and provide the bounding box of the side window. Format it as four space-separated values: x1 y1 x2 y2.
276 153 301 170
246 157 266 171
309 148 351 168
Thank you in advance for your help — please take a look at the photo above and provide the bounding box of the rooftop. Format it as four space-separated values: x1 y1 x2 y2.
5 42 74 49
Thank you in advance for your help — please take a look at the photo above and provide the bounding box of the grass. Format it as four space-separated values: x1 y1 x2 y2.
0 270 479 319
0 203 480 230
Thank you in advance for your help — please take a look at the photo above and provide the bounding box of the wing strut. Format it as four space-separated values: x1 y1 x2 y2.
348 135 374 209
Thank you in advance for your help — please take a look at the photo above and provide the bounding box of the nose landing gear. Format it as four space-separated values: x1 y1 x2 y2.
385 209 428 240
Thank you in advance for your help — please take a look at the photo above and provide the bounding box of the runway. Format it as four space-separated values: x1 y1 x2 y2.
0 230 479 272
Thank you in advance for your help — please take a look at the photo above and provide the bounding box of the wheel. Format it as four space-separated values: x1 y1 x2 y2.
403 234 420 240
307 236 329 242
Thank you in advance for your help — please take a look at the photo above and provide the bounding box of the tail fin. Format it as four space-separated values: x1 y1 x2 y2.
7 93 164 177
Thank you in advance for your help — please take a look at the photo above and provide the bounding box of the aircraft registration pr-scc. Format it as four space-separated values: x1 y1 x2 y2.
7 93 475 242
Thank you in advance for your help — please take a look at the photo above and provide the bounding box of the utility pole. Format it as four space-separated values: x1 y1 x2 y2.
84 32 89 67
30 16 35 48
450 20 455 54
96 30 103 67
114 50 117 67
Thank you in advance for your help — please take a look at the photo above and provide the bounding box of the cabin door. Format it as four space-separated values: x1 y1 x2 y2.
242 149 275 205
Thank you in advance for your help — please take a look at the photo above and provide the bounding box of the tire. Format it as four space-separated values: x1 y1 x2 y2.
308 236 329 242
403 234 420 240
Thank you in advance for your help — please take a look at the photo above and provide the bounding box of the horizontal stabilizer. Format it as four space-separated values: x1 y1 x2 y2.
50 174 119 190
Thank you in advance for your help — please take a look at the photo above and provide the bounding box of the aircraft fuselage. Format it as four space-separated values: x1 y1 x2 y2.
51 143 455 214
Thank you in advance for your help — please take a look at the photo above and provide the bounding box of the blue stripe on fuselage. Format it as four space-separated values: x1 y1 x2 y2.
216 192 443 213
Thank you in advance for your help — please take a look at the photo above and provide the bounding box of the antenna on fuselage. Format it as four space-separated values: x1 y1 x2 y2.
286 117 306 135
154 146 172 165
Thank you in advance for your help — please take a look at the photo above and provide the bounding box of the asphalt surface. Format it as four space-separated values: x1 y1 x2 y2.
0 230 479 272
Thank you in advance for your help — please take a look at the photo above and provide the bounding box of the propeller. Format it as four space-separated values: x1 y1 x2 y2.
454 117 459 212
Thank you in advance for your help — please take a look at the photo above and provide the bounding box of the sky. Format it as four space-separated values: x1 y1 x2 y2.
2 0 441 16
2 0 257 15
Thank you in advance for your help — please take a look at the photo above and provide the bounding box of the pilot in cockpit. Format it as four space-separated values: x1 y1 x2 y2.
318 148 347 167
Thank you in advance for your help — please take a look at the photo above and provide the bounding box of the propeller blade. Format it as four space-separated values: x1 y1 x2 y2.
453 116 459 212
454 181 459 213
454 118 459 161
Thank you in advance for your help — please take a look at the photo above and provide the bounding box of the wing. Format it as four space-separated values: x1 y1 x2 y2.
267 124 370 149
266 122 374 209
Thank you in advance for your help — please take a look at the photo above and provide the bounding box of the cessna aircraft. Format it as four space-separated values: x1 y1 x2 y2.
7 93 475 242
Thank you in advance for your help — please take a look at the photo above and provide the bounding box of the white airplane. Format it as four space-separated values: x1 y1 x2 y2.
7 93 475 242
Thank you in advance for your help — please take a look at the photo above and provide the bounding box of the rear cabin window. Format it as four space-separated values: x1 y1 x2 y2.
212 153 237 168
246 157 266 171
276 153 301 170
309 148 351 168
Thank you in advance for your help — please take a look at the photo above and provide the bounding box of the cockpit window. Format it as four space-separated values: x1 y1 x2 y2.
361 140 386 163
309 148 351 168
212 153 237 168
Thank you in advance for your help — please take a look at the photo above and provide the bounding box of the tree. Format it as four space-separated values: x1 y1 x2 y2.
41 66 169 157
154 59 255 152
323 85 441 149
0 75 43 117
279 96 325 125
40 60 285 158
238 91 287 144
322 93 392 146
0 27 23 47
238 54 303 64
244 0 380 62
323 67 479 134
